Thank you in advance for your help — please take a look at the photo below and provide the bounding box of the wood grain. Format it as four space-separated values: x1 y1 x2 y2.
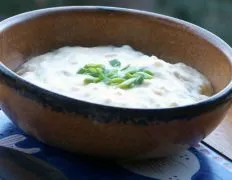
204 107 232 160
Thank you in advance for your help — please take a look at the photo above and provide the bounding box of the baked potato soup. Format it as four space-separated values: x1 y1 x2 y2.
16 45 213 108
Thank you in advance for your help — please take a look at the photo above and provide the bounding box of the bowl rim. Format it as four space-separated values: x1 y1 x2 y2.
0 6 232 121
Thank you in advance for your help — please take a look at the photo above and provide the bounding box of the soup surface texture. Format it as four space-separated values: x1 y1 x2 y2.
16 45 213 108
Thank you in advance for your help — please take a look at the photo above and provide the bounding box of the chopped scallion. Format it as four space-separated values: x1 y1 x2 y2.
109 59 121 67
77 61 154 89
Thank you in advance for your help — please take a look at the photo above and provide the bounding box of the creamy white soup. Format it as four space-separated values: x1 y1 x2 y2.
16 45 213 108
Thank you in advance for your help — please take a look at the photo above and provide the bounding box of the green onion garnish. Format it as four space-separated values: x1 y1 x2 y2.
108 78 125 85
134 72 153 79
84 77 102 84
119 78 137 89
109 59 121 67
77 61 154 89
121 64 130 71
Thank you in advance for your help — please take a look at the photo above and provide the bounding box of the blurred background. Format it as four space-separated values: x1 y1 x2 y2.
0 0 231 45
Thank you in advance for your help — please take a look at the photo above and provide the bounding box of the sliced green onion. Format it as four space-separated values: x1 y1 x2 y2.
78 62 153 88
143 69 154 76
106 69 118 78
84 77 101 84
109 59 121 67
119 78 136 89
78 68 86 74
88 67 98 77
108 78 125 85
134 75 145 85
121 64 130 71
124 72 134 79
134 72 153 79
86 64 104 68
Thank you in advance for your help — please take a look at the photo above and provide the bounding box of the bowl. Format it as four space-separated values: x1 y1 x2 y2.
0 6 232 159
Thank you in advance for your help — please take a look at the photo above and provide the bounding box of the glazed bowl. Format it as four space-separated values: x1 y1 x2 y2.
0 6 232 159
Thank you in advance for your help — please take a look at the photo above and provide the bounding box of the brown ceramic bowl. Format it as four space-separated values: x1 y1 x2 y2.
0 6 232 159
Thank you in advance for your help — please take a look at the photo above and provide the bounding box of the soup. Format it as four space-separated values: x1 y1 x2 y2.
16 45 213 108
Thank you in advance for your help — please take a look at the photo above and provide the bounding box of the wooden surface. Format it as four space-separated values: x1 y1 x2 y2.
204 107 232 160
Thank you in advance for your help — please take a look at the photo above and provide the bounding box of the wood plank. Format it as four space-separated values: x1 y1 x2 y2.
204 107 232 160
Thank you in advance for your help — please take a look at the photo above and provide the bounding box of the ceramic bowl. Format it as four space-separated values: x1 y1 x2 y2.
0 6 232 159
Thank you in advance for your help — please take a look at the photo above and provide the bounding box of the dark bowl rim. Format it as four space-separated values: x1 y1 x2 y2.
0 6 232 119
